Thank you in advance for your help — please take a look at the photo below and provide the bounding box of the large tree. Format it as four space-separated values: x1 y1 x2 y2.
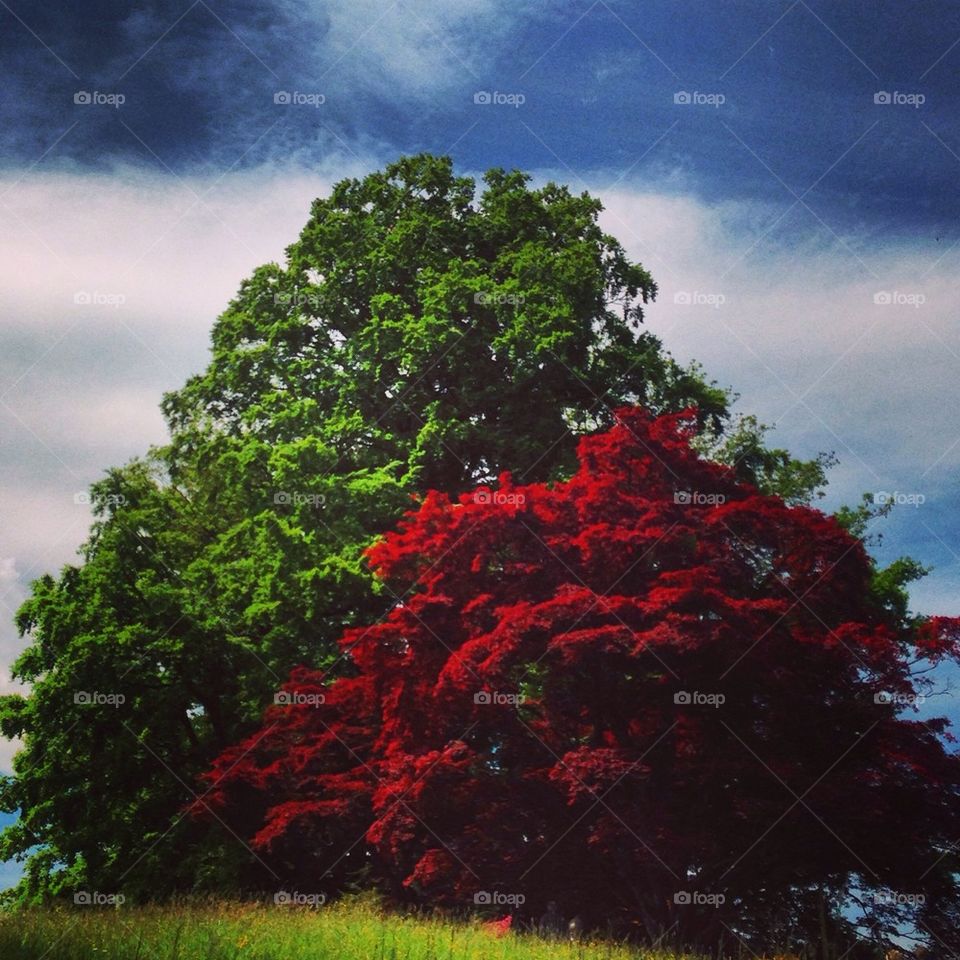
203 409 960 954
2 155 826 901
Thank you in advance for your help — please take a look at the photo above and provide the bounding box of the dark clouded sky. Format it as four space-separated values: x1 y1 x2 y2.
2 1 960 775
4 0 960 231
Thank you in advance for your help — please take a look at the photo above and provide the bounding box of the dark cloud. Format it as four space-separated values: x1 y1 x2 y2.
2 0 960 233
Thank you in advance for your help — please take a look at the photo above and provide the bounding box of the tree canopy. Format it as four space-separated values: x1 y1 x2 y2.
202 408 960 954
2 155 821 902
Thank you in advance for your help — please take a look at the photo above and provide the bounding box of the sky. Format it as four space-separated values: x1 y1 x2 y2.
2 0 960 884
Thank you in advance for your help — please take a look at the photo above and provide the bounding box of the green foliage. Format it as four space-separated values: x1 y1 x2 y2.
0 154 831 902
832 494 931 624
162 155 729 488
698 411 836 505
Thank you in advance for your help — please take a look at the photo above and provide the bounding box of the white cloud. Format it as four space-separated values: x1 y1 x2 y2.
298 0 552 99
0 164 366 481
596 187 960 500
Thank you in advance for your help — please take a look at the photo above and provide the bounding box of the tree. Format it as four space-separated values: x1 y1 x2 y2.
4 154 823 901
202 408 960 954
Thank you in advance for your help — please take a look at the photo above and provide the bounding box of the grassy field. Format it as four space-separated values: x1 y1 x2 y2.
0 897 696 960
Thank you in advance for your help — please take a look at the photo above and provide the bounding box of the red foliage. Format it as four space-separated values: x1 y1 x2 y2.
483 915 513 938
201 408 960 949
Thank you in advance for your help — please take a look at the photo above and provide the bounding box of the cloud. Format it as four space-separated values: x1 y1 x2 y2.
300 0 529 98
596 185 960 489
0 0 562 174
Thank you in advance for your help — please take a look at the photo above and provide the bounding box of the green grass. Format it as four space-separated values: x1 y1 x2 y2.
0 897 697 960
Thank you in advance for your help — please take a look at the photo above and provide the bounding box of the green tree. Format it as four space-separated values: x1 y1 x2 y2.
0 154 822 901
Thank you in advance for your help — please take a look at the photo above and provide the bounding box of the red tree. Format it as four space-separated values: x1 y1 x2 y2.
201 409 960 952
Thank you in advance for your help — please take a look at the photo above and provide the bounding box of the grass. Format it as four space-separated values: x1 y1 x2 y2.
0 897 696 960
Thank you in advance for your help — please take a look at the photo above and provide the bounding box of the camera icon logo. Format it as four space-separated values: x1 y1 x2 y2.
874 91 891 104
674 891 692 904
474 691 492 705
274 491 292 505
274 91 291 104
674 691 692 705
74 91 92 105
873 291 892 305
473 91 492 104
674 91 691 104
474 891 492 904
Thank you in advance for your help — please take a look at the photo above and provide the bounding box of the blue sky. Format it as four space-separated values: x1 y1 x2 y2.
1 0 960 888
